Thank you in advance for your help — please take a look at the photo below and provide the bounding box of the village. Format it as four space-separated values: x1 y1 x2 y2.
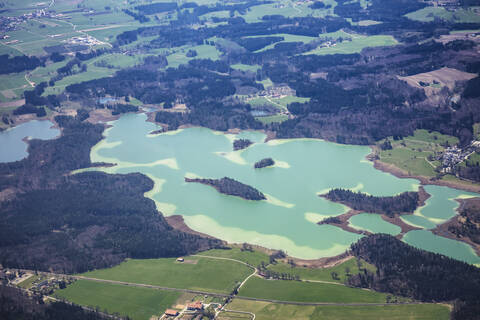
438 139 480 173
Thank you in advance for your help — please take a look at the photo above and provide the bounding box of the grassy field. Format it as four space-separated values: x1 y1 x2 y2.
238 277 388 303
304 34 398 55
43 65 116 96
167 44 221 68
197 247 270 266
17 275 41 289
256 114 289 124
226 299 450 320
54 280 180 320
231 64 261 72
246 33 316 52
239 0 336 23
378 129 458 177
267 258 375 283
405 6 480 23
474 123 480 140
80 256 253 294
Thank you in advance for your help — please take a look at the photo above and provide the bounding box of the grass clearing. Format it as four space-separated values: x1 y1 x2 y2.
231 64 261 72
167 44 221 68
255 114 289 124
226 299 450 320
304 33 397 55
54 280 180 320
473 123 480 140
80 256 253 294
238 277 388 303
405 6 480 23
267 258 374 283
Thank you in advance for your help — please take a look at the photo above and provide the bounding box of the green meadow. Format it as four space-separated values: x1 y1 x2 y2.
80 256 253 294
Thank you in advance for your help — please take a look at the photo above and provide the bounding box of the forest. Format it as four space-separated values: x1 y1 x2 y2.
0 54 43 74
0 285 109 320
349 234 480 320
185 177 266 200
323 189 420 217
447 198 480 244
0 115 220 273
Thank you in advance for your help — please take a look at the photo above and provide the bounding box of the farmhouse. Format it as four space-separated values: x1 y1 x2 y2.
164 309 179 317
187 301 203 311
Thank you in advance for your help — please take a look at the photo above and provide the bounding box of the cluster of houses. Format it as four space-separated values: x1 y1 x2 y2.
439 141 480 173
257 85 295 99
160 301 208 319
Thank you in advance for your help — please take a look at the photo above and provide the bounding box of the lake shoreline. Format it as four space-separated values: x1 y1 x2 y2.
369 149 480 193
431 199 480 256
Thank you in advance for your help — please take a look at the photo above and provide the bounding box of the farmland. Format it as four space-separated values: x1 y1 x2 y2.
238 277 388 303
54 280 180 320
304 33 398 55
196 247 270 266
80 256 253 294
378 129 459 177
225 299 450 320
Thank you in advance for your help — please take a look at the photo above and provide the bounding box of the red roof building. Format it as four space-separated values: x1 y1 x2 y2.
186 301 203 310
164 309 179 317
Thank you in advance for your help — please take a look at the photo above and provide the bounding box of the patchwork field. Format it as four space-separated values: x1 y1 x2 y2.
225 299 450 320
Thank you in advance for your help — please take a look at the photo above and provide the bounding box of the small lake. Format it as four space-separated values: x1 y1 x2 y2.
0 120 60 163
72 113 480 264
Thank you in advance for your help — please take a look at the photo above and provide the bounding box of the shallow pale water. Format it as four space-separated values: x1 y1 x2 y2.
78 113 479 263
348 213 401 236
0 120 60 163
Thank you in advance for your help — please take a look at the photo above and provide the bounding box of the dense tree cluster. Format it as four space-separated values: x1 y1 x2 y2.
0 285 110 320
0 116 220 273
317 216 342 225
0 54 43 74
254 158 274 168
185 177 266 200
233 139 253 151
324 189 419 217
349 234 480 319
447 198 480 244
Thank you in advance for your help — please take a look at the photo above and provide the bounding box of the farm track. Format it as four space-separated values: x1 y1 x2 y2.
13 267 427 307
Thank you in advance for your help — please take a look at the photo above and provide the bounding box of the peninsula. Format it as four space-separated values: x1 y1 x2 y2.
185 177 266 200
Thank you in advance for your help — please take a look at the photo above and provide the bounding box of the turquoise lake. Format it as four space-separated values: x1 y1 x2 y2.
73 113 480 264
0 120 60 163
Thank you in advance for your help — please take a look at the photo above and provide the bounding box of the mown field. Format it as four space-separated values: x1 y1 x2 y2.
196 247 270 266
225 299 450 320
54 280 180 320
80 256 253 294
238 276 388 303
